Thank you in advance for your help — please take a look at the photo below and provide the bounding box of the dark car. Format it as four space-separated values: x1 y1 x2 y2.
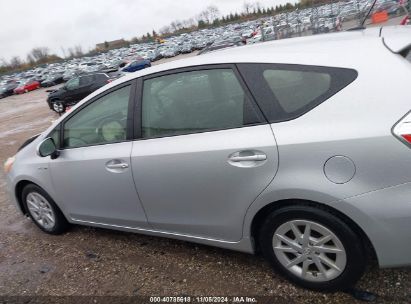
47 73 110 113
0 82 18 99
41 73 65 87
121 58 151 73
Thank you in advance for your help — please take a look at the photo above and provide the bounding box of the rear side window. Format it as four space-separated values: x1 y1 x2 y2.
238 64 358 122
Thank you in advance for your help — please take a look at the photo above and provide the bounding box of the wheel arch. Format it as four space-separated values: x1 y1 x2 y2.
15 180 37 215
249 199 378 265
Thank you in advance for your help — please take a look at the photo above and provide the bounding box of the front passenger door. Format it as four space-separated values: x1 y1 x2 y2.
50 83 148 228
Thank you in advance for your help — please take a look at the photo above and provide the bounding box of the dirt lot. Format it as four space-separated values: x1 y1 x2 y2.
0 38 410 304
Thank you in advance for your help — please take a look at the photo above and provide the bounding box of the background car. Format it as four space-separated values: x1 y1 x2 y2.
121 58 151 73
40 73 64 87
46 73 111 113
13 80 40 94
0 81 19 99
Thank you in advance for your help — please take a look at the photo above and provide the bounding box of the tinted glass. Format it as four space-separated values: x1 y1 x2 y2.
142 69 261 138
66 77 80 90
238 64 358 122
63 85 130 148
263 70 331 113
80 75 94 86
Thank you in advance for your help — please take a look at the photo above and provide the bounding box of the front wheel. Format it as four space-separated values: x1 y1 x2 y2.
52 100 65 114
259 205 366 291
22 184 69 234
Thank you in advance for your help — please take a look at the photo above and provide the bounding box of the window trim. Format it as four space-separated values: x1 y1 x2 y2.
134 64 267 141
58 79 137 150
237 63 358 123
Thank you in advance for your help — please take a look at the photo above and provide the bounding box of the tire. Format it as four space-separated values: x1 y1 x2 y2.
52 100 65 114
258 205 365 291
22 184 69 235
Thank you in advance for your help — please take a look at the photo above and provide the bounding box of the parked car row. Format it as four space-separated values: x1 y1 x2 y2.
1 0 406 103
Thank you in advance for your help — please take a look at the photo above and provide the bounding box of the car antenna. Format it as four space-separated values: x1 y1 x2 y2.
347 0 379 31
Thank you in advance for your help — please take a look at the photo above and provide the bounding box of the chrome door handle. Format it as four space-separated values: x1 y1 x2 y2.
229 154 267 162
106 163 129 169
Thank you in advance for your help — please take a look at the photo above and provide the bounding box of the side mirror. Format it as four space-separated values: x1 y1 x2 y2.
37 137 59 159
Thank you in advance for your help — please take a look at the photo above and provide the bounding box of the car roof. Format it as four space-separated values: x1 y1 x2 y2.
53 26 408 127
114 27 388 84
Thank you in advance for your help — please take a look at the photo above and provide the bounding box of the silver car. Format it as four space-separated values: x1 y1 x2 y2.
4 26 411 291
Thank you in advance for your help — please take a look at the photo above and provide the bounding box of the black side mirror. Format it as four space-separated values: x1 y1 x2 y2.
37 137 59 159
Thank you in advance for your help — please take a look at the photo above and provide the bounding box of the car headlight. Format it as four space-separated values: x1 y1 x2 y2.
4 156 15 174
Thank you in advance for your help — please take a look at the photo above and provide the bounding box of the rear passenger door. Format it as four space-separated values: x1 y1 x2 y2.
130 65 279 241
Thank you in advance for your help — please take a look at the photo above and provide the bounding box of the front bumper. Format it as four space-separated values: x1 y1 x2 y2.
5 171 23 214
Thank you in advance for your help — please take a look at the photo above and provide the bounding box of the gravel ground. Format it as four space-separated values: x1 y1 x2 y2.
0 27 410 303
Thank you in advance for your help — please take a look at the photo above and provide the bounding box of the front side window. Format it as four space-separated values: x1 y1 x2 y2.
63 85 130 148
141 69 261 138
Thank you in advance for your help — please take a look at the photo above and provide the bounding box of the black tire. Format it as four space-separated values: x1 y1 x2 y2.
22 184 69 235
258 205 366 291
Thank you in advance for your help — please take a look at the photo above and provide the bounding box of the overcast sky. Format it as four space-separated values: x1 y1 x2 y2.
0 0 296 62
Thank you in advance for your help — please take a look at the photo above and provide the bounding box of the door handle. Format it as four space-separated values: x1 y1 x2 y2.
229 154 267 162
105 159 129 173
106 163 129 169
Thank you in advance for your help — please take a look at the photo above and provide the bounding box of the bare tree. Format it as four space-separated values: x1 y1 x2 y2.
26 54 35 64
9 56 22 68
0 57 8 67
60 46 67 59
74 45 83 57
29 47 49 62
67 48 75 58
243 2 253 14
197 10 211 24
207 5 220 22
159 25 171 35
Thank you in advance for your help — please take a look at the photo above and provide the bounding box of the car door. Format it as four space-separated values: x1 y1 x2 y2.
76 75 95 100
130 65 279 241
64 77 81 103
49 81 149 228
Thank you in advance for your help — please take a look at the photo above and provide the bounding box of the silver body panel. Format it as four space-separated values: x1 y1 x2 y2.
6 26 411 268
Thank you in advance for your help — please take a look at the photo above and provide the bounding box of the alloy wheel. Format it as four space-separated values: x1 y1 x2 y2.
26 192 56 230
272 219 346 282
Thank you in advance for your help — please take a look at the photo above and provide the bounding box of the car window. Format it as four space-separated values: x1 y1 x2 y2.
263 70 331 113
80 75 93 86
141 69 262 138
66 77 80 90
237 64 358 123
63 85 130 148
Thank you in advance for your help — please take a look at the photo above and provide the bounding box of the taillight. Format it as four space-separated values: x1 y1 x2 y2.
393 111 411 146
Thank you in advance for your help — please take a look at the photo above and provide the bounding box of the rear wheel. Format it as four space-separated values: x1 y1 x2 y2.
22 184 69 234
258 205 366 291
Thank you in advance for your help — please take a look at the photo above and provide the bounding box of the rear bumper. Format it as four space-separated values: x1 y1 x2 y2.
339 182 411 268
